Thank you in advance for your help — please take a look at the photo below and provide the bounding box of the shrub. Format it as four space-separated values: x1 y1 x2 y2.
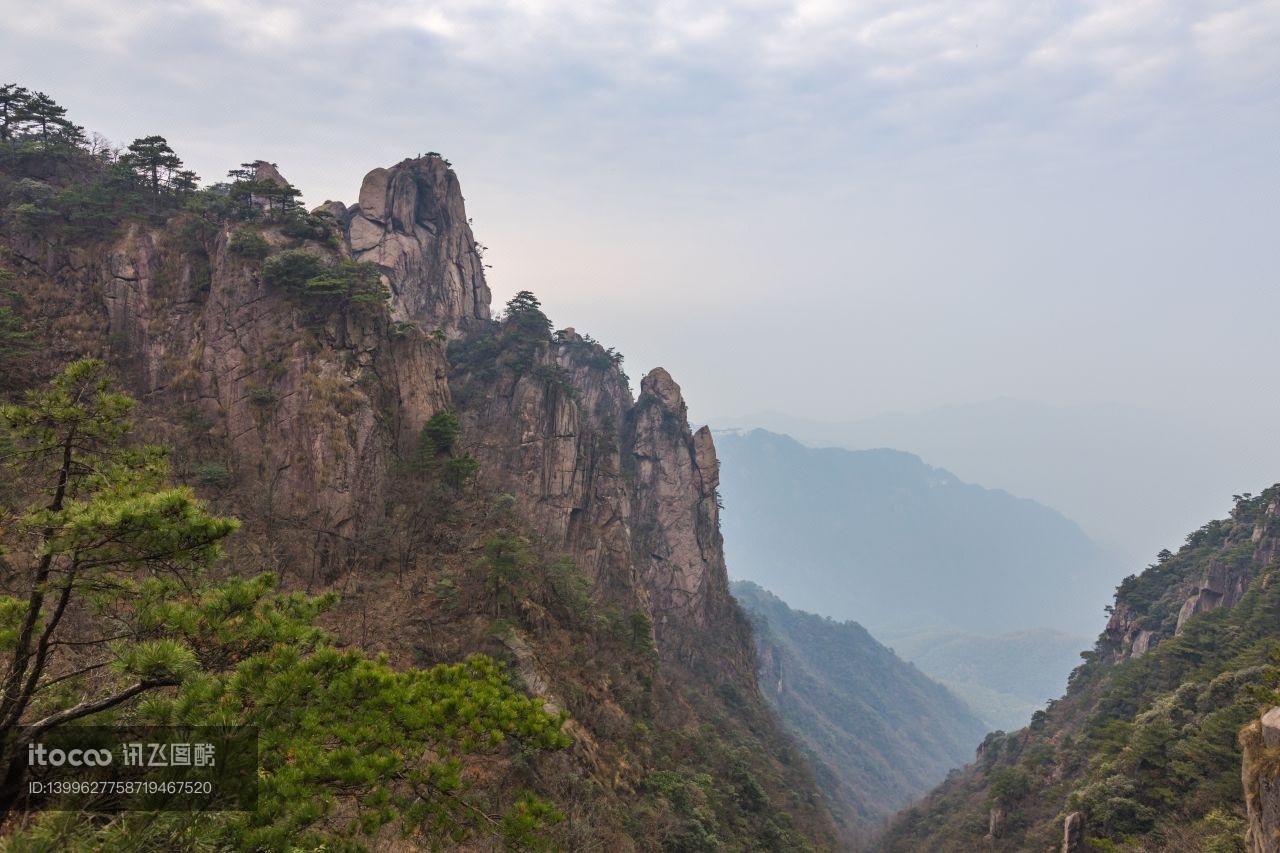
228 227 270 259
261 249 388 308
195 462 232 487
420 409 461 456
261 248 325 291
247 386 277 406
445 454 479 487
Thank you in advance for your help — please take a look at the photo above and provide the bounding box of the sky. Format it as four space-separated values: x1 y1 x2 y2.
3 0 1279 524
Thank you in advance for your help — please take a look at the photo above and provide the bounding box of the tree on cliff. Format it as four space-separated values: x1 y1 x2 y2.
122 135 196 206
0 87 84 149
0 84 29 145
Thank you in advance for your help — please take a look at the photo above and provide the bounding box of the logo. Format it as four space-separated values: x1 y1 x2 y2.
27 743 113 767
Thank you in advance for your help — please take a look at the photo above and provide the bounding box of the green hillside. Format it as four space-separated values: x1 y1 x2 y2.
731 581 987 845
880 486 1280 851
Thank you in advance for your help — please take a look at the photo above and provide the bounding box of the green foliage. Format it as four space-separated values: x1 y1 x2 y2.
444 454 479 488
481 532 533 617
988 767 1031 804
406 410 477 490
884 486 1280 852
261 250 388 312
246 385 277 406
0 274 33 387
260 248 325 290
0 85 83 149
120 136 197 206
228 226 269 259
193 462 231 487
419 409 461 457
504 290 552 339
225 162 302 220
629 611 656 655
0 87 204 242
0 359 239 813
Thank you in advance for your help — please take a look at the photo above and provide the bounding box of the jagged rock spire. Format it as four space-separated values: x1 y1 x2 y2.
343 155 492 332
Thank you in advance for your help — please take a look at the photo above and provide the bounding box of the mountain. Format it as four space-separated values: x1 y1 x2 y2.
0 91 837 849
880 486 1280 852
731 581 987 846
711 399 1280 566
713 428 1119 637
881 628 1091 732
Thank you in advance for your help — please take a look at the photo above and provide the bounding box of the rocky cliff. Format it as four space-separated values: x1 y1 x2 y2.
448 321 743 670
1 144 835 849
1242 707 1280 853
338 156 491 331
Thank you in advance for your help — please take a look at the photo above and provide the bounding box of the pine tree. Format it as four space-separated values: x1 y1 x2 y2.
0 83 30 144
19 90 82 147
0 360 237 815
122 135 192 206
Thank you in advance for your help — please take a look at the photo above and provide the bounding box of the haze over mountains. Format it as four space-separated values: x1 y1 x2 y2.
714 428 1119 637
712 398 1280 565
715 427 1120 729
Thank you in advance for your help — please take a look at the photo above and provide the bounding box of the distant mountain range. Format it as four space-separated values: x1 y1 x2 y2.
711 398 1280 565
714 428 1121 638
731 581 987 844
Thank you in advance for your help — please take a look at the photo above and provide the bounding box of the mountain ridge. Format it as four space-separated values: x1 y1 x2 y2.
731 580 988 846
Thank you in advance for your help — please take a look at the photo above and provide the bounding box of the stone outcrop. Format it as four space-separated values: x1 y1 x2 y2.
17 148 750 669
452 330 735 660
1175 557 1250 633
453 330 637 593
1243 708 1280 853
342 156 491 332
1255 498 1280 567
1102 602 1163 662
8 161 466 572
624 369 729 636
983 805 1005 842
1062 811 1083 852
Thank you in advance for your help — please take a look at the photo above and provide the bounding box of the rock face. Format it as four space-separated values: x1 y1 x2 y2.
1062 811 1083 852
1176 557 1250 633
452 330 735 661
343 156 491 332
1103 498 1280 659
1103 602 1164 662
14 162 462 575
1243 708 1280 853
624 371 730 639
2 149 839 849
99 222 450 569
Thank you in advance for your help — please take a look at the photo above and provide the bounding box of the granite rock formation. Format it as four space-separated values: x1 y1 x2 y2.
342 156 491 332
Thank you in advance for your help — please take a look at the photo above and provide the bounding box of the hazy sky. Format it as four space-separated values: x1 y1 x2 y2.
4 0 1278 431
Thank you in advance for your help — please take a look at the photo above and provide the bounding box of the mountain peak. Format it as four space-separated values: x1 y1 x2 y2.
640 366 685 413
345 154 491 331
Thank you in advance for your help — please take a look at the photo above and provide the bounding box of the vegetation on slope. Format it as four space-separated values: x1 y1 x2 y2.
881 487 1280 852
0 361 571 849
731 581 988 845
